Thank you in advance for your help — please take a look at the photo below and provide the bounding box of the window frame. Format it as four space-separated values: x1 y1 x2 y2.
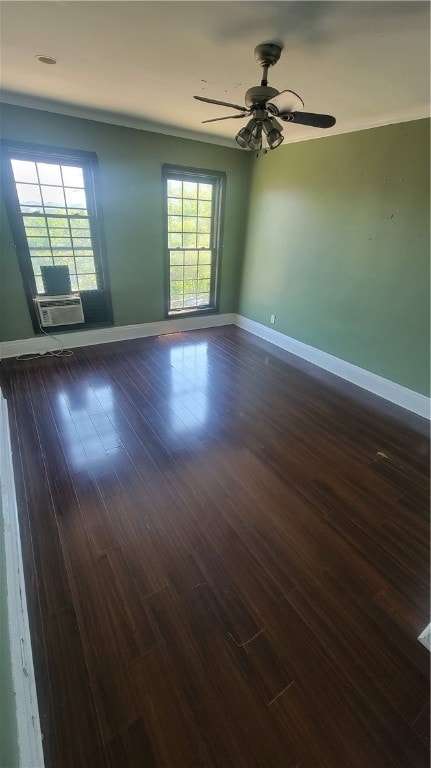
0 139 113 333
162 164 226 318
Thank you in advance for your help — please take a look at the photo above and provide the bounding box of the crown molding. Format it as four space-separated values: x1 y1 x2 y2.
1 92 428 150
0 91 237 149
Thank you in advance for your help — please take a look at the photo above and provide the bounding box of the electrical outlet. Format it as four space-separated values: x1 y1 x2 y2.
270 314 276 325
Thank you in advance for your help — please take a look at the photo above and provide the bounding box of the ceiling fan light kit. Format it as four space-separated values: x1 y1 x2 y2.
194 42 336 155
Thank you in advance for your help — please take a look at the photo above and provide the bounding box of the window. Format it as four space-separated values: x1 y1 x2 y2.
163 165 225 315
1 141 112 331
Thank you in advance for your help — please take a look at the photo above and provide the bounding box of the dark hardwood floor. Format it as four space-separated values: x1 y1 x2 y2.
1 325 429 768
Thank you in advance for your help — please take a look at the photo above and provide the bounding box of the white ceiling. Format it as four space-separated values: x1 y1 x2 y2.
0 1 429 148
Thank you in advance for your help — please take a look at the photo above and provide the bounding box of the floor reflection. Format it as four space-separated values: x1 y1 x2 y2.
56 383 120 471
168 342 209 435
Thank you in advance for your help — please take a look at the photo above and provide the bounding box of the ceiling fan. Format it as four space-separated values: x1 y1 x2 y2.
194 43 336 152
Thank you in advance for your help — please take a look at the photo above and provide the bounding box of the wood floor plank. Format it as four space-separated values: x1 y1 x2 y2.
147 583 299 767
107 717 157 768
44 606 107 768
1 326 428 768
267 596 427 768
132 647 214 768
191 545 263 645
7 369 73 616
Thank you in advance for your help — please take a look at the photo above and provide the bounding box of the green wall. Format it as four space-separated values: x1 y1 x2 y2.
0 103 251 341
239 119 430 396
0 106 429 397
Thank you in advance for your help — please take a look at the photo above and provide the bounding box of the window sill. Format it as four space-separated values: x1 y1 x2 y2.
167 307 218 320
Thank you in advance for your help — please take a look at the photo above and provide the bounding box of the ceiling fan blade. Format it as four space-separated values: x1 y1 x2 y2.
202 114 249 123
194 95 247 112
280 111 336 128
266 89 304 115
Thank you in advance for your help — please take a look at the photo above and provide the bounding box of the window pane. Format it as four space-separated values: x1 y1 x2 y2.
168 198 182 215
29 248 53 258
198 183 212 200
197 234 210 248
11 160 38 183
170 265 183 280
20 204 44 213
184 251 198 266
35 275 44 293
168 216 182 233
170 251 184 266
47 216 69 228
78 273 97 290
183 217 196 233
197 294 209 306
16 184 42 206
198 264 211 279
183 182 197 199
184 281 197 296
184 295 197 307
198 200 211 217
37 163 62 185
54 256 76 271
70 226 91 238
44 206 68 216
49 250 74 258
75 256 96 273
197 217 211 234
41 185 66 208
25 225 48 237
65 187 87 210
198 279 210 293
23 216 45 228
198 250 212 265
168 233 182 248
50 234 72 248
48 227 70 239
171 281 183 297
167 179 182 197
27 237 50 248
69 217 90 230
72 237 92 248
70 275 79 291
31 256 53 275
67 206 88 216
61 166 84 187
184 265 197 280
183 199 197 216
183 233 196 248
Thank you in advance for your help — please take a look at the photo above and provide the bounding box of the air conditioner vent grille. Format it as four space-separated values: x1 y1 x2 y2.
35 295 84 327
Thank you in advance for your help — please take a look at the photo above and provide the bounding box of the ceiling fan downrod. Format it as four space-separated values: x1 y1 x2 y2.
254 43 282 86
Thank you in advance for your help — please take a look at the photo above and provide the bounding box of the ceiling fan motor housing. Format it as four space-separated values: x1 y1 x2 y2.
245 85 279 109
254 43 282 68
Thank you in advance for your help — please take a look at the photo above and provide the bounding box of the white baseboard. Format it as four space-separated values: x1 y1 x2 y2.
0 394 44 768
1 312 429 419
0 313 236 359
235 315 430 420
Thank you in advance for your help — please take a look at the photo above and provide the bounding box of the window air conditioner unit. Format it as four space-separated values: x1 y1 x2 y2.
35 295 84 327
